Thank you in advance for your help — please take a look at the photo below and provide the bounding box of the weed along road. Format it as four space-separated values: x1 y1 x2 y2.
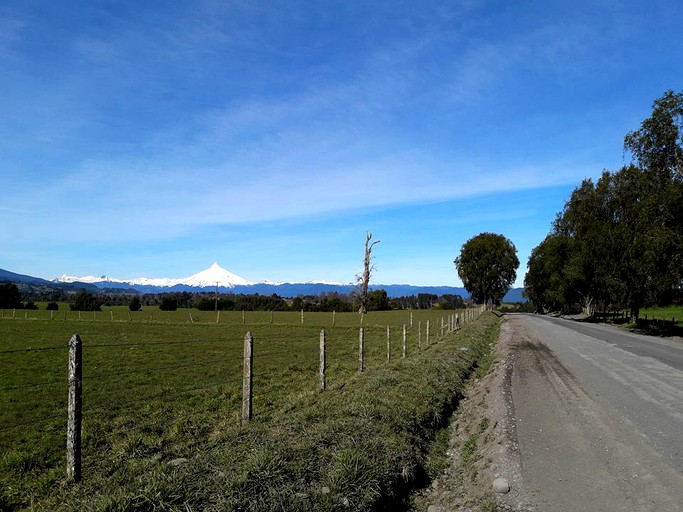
505 314 683 512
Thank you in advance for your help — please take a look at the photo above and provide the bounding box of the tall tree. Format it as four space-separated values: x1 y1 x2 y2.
454 233 519 305
0 283 22 309
357 231 380 314
527 91 683 320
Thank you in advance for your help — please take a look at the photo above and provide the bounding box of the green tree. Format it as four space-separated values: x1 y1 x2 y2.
159 296 178 311
70 290 101 311
454 233 519 305
0 283 22 309
366 289 390 311
129 296 142 311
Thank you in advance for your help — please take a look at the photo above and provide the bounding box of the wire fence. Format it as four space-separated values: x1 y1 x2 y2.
0 306 485 483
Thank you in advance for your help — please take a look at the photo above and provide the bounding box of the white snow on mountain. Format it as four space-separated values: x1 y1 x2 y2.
53 263 253 288
182 262 253 287
55 274 126 284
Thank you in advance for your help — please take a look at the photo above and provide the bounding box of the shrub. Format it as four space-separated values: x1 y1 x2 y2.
129 296 142 312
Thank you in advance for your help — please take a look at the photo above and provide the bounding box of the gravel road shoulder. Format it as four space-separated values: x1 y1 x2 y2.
412 314 683 512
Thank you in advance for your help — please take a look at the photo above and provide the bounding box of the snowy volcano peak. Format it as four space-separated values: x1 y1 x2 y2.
181 262 252 288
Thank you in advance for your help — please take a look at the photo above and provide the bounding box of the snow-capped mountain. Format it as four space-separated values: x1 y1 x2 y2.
54 262 253 289
181 262 252 287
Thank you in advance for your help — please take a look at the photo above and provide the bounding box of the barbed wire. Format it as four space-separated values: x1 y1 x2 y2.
83 358 242 381
0 412 64 433
84 380 242 415
0 345 66 354
0 379 66 392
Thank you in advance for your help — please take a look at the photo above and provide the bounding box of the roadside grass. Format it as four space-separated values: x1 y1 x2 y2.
1 309 497 511
588 305 683 337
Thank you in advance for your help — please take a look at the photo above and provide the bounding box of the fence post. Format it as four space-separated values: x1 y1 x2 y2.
320 330 326 391
110 310 113 321
332 310 336 326
270 311 273 324
441 317 444 338
402 324 407 358
386 326 391 361
301 309 304 324
67 334 82 483
216 310 220 324
242 332 253 424
426 320 430 345
242 310 245 324
410 311 413 328
359 327 364 373
418 321 422 349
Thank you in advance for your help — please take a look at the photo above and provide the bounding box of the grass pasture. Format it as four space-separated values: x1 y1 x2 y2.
1 307 496 511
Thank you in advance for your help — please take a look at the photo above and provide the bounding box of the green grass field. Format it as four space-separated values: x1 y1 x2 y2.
1 307 494 511
639 305 683 322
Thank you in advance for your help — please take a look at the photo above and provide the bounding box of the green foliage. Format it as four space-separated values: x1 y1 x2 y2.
69 290 101 311
128 296 142 311
455 233 519 305
45 302 59 311
0 283 22 309
158 296 178 311
527 90 683 320
366 289 390 311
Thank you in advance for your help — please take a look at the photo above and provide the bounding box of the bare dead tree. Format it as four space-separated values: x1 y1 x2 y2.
357 231 380 314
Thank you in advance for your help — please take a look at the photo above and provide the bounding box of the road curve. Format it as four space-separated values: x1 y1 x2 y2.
506 314 683 512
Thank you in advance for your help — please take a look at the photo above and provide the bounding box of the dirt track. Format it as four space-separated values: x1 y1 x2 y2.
505 314 683 512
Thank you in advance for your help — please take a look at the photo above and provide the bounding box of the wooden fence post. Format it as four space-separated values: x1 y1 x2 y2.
242 332 253 424
386 326 391 361
426 320 430 345
216 310 220 324
402 324 407 358
418 321 422 348
332 310 336 326
320 330 326 391
359 327 364 373
441 317 444 338
410 311 413 328
301 309 304 324
270 311 273 324
67 334 82 483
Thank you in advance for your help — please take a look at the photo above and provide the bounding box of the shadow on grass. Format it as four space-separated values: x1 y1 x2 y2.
581 313 683 337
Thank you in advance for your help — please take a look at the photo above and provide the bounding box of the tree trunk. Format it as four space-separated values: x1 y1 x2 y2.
358 231 380 314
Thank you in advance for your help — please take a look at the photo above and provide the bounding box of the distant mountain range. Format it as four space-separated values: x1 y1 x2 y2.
1 263 526 302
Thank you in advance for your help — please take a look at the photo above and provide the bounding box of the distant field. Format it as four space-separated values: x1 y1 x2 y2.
0 307 485 510
639 305 683 322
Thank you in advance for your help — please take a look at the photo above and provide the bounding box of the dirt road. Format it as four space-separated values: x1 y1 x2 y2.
507 314 683 511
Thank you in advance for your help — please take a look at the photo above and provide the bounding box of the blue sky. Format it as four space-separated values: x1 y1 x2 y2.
2 1 682 287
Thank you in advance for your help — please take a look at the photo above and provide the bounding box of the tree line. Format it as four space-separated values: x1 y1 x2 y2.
524 91 683 321
0 283 466 313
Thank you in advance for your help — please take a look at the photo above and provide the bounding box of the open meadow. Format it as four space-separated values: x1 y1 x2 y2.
1 306 497 511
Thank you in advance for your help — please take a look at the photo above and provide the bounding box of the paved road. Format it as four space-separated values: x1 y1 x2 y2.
507 314 683 511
